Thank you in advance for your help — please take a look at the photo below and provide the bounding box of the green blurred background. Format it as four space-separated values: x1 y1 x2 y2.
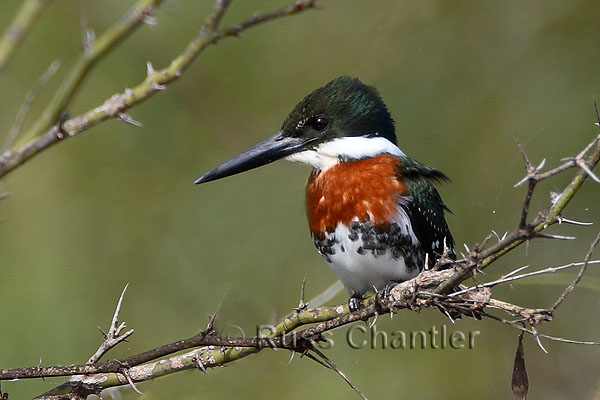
1 1 600 398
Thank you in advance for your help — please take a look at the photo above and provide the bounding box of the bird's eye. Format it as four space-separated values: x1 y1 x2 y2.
308 116 330 132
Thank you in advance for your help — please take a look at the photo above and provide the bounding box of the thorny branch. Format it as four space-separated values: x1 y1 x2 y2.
0 128 598 399
550 232 600 312
86 284 134 365
435 124 600 294
16 0 166 146
1 1 599 397
0 0 316 178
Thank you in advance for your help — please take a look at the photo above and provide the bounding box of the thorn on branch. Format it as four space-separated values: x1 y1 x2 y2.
535 232 576 241
205 313 217 336
192 351 207 374
87 283 134 364
368 312 378 328
80 11 95 52
514 141 545 187
117 112 143 127
576 158 600 183
287 350 296 366
473 233 493 253
300 349 331 369
143 15 157 26
295 278 308 313
556 215 593 226
121 367 143 395
146 61 156 77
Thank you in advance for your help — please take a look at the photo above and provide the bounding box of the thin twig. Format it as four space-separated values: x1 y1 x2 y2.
3 59 61 152
514 140 543 228
15 0 165 147
436 130 600 294
483 312 600 346
87 284 134 364
309 346 368 400
0 0 317 179
450 260 600 297
550 232 600 311
0 0 53 71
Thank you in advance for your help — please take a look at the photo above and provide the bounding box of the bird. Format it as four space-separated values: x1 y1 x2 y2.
195 76 455 312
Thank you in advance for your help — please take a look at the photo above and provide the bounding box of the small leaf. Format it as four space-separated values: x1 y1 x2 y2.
512 332 529 400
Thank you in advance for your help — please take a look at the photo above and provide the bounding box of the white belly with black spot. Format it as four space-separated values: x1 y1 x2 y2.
314 215 423 295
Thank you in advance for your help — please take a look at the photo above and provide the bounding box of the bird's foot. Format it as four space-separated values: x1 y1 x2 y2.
348 293 362 312
380 281 399 301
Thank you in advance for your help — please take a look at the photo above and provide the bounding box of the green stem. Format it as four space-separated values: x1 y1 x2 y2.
0 0 52 71
14 0 164 148
0 0 316 180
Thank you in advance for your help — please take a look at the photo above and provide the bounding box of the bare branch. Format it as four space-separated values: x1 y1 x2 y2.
3 59 61 152
436 129 600 294
550 232 600 311
87 284 134 364
0 0 317 179
514 140 543 228
483 312 600 346
309 346 368 400
16 0 165 146
451 260 600 296
0 0 53 71
220 0 317 37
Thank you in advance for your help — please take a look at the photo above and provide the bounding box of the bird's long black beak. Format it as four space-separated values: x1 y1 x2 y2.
195 131 307 184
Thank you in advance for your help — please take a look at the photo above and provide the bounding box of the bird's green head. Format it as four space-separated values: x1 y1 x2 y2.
195 76 401 185
280 76 396 146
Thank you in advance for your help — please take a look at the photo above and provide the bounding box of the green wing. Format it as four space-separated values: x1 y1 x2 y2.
399 157 455 264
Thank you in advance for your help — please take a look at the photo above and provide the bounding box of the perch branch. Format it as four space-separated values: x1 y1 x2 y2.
0 128 598 399
15 253 599 398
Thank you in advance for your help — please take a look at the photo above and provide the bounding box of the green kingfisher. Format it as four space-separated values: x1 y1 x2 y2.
195 76 455 311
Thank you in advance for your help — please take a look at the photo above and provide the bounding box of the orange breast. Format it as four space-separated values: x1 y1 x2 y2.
306 153 408 235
